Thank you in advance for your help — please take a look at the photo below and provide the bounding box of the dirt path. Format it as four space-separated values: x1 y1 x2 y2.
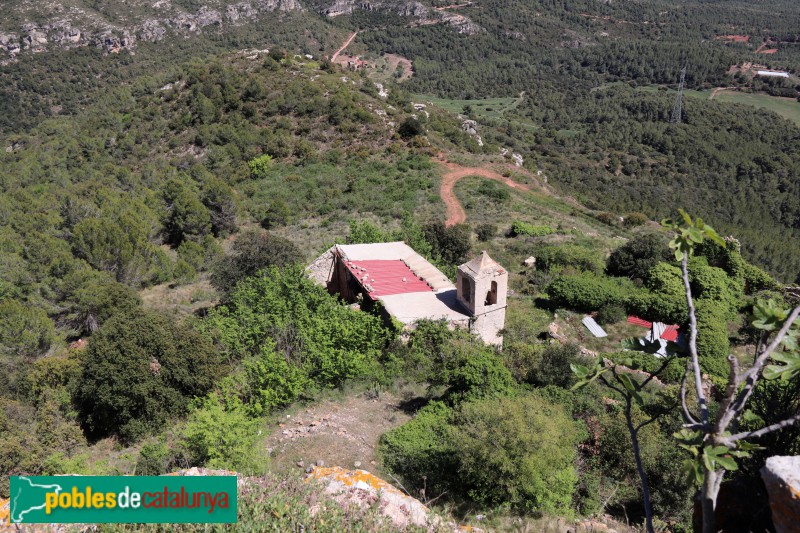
264 392 412 475
331 31 358 62
436 155 533 226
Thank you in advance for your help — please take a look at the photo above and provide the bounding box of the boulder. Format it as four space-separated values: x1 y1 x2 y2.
761 455 800 533
307 466 432 529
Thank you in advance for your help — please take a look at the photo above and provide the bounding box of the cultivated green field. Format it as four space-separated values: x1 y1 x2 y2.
710 91 800 126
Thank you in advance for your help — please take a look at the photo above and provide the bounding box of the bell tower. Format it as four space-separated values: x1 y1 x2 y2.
456 251 507 345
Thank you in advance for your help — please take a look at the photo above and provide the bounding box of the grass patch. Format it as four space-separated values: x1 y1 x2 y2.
711 91 800 126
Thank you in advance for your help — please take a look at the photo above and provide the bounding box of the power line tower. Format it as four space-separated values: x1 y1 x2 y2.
670 67 686 124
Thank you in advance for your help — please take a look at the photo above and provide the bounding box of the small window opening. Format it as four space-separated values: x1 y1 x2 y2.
485 280 498 306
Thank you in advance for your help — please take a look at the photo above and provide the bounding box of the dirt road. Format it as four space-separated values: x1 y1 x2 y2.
437 155 533 226
331 31 358 61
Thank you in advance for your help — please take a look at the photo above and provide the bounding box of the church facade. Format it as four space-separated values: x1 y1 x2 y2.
308 243 507 345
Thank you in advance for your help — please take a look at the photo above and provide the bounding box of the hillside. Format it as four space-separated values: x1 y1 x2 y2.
2 1 800 531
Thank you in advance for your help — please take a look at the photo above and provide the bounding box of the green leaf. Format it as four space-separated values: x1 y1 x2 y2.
673 428 704 444
764 351 800 381
618 373 637 392
571 363 590 379
715 455 738 471
752 298 790 332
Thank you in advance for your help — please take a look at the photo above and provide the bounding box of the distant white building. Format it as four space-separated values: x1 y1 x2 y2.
756 70 789 78
308 243 507 345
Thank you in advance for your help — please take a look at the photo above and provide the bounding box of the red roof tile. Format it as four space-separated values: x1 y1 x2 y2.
345 260 433 300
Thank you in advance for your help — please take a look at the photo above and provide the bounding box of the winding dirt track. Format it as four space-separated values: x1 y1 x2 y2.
436 155 533 226
331 31 358 61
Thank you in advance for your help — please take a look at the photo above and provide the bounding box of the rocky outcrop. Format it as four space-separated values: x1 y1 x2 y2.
319 0 482 35
307 466 438 530
0 0 304 61
761 455 800 533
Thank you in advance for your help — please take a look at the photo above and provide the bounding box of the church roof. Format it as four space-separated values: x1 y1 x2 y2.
460 251 503 275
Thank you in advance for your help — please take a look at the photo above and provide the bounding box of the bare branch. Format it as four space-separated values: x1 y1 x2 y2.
680 352 700 425
681 255 710 426
728 412 800 443
714 355 740 435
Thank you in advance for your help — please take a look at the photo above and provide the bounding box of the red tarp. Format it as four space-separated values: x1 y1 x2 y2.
346 260 432 300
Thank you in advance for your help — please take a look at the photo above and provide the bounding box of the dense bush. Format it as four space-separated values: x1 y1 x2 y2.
512 221 556 237
625 287 688 324
379 401 456 496
694 300 732 377
204 265 392 388
595 303 627 325
527 343 583 388
607 233 672 281
210 229 302 294
477 180 510 202
534 243 605 274
623 212 649 227
423 222 471 265
546 272 630 311
594 212 619 226
0 299 55 357
182 393 266 474
453 394 580 514
75 310 226 442
475 223 496 242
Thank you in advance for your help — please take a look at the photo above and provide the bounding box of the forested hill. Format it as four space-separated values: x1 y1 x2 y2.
481 83 800 282
0 52 452 334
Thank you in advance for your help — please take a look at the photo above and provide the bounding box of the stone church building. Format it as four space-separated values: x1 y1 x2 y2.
308 242 507 345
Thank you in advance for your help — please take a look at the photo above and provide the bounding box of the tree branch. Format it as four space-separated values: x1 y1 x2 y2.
680 351 700 426
727 305 800 425
727 412 800 443
640 356 675 389
714 355 740 435
681 255 710 426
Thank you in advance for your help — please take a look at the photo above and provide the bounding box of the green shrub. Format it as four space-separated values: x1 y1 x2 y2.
177 240 205 271
379 401 456 495
623 212 648 227
248 154 273 179
478 180 510 202
210 229 302 294
183 393 267 474
75 310 227 443
453 393 580 515
136 441 178 476
475 223 496 241
204 265 392 388
625 288 688 324
546 272 629 311
529 343 583 388
607 233 672 281
243 345 309 416
743 263 781 294
0 299 55 357
512 221 556 237
594 211 619 226
694 300 731 377
596 303 627 325
534 243 605 274
398 117 424 139
690 262 741 319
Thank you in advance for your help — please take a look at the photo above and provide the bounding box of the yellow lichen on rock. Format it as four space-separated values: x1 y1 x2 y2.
308 466 396 492
0 498 9 525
